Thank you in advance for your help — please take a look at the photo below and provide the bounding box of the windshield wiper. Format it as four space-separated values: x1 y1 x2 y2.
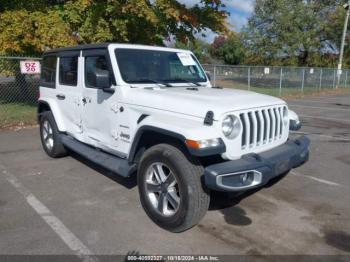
167 78 202 86
136 79 173 87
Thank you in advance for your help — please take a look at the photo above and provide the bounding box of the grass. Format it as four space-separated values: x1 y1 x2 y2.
0 103 37 129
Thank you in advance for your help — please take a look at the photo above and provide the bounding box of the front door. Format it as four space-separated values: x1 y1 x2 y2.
81 50 121 154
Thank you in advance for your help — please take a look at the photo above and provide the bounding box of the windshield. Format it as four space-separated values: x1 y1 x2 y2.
115 48 207 85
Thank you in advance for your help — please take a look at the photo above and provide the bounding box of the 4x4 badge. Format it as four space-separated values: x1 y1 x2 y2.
120 132 130 140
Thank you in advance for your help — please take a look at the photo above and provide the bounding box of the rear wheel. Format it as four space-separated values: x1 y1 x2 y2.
138 144 210 232
39 111 68 158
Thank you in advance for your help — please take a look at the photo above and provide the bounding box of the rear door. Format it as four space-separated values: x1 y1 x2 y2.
55 51 83 138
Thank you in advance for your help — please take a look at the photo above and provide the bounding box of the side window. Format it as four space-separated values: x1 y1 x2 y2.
59 56 78 86
41 56 57 87
85 56 109 88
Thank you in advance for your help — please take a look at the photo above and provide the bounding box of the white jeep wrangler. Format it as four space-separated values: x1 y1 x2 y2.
38 43 309 232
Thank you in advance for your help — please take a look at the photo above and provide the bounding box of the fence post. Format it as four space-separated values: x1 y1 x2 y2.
319 68 323 90
279 67 283 96
248 67 251 90
333 69 336 89
301 68 305 95
213 65 216 87
345 70 348 88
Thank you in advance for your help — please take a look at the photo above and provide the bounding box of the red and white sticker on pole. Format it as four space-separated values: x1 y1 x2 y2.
20 60 41 74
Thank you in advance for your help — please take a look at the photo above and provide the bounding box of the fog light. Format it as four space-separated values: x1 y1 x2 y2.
217 170 262 191
240 173 248 183
239 172 255 185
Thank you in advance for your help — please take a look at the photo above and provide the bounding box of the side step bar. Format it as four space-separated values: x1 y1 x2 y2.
60 134 136 177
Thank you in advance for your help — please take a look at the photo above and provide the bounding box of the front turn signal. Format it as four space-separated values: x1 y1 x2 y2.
185 138 221 149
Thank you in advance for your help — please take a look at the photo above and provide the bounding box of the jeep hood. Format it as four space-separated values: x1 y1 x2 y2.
128 87 286 120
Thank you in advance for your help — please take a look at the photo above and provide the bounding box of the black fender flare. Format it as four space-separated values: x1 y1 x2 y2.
128 126 186 163
37 101 52 122
128 125 226 163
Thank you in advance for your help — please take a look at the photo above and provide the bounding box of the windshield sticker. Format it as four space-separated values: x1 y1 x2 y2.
177 53 196 66
189 66 196 74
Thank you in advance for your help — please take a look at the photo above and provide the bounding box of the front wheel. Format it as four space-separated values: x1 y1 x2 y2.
137 144 210 232
39 111 68 158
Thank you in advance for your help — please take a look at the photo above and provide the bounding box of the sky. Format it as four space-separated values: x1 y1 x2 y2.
176 0 255 43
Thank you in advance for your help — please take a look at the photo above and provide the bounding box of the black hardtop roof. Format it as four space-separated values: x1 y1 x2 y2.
43 43 110 55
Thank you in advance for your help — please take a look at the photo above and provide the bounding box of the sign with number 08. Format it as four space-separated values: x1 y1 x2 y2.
20 60 41 74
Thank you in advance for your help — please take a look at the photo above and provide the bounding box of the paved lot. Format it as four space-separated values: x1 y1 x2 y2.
0 93 350 257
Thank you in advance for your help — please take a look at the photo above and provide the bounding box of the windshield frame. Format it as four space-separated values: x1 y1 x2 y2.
114 48 209 86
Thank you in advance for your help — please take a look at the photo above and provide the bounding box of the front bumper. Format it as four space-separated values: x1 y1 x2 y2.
204 136 310 192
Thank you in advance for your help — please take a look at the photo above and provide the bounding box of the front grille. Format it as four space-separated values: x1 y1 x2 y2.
239 106 286 150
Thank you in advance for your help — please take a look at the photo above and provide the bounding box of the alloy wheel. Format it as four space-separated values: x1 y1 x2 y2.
42 120 54 151
145 162 181 216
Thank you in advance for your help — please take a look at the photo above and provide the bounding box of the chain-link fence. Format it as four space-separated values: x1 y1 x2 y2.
0 57 41 128
203 64 349 97
0 56 349 128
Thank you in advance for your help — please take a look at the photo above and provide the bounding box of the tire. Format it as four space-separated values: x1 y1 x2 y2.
137 144 210 232
39 111 68 158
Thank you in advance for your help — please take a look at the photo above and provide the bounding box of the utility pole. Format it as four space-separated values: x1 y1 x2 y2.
337 0 350 88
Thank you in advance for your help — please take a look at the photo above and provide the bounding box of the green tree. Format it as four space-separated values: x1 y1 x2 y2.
242 0 345 67
0 0 229 56
0 7 76 87
0 9 76 56
174 39 212 63
210 33 245 64
323 4 350 68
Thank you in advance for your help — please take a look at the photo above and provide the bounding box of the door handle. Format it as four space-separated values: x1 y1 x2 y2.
82 97 87 104
56 94 65 100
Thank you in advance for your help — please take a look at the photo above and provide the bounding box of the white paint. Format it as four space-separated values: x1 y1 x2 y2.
40 43 290 161
290 104 349 112
1 167 98 262
291 171 347 188
288 109 299 122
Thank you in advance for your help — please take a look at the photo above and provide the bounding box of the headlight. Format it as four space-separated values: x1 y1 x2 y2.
283 107 289 126
222 115 241 139
288 109 301 130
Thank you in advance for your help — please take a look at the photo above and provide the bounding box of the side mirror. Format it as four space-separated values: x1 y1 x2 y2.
90 69 111 89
